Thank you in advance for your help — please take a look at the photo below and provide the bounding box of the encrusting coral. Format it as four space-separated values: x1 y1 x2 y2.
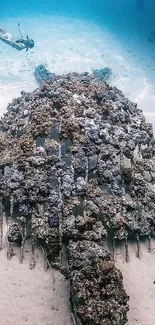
1 68 154 324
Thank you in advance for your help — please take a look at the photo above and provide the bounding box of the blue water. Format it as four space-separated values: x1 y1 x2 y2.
1 1 155 35
1 0 155 62
1 0 155 124
0 0 155 67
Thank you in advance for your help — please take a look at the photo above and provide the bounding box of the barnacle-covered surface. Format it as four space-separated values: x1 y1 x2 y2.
65 240 129 325
0 71 154 323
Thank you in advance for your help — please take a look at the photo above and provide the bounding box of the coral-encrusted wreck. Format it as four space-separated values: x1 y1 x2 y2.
0 70 155 324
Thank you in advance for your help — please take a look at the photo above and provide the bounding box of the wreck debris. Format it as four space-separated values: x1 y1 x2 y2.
92 67 112 81
148 233 151 252
0 69 155 323
66 241 129 325
34 64 55 86
10 196 14 219
0 197 3 250
7 222 22 260
136 232 140 259
112 233 116 260
30 235 36 269
124 234 129 263
19 216 27 263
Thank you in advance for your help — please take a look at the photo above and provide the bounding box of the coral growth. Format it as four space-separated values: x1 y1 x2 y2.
0 70 154 323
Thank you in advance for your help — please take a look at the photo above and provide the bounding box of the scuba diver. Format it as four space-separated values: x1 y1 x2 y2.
0 24 34 51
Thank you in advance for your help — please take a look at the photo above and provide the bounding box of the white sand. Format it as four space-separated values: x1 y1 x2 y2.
115 240 155 325
1 16 155 123
0 215 73 325
0 16 155 124
1 15 155 325
0 245 73 325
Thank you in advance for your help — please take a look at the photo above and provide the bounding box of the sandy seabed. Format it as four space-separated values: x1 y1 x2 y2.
0 246 73 325
0 216 73 325
115 240 155 325
1 14 155 325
